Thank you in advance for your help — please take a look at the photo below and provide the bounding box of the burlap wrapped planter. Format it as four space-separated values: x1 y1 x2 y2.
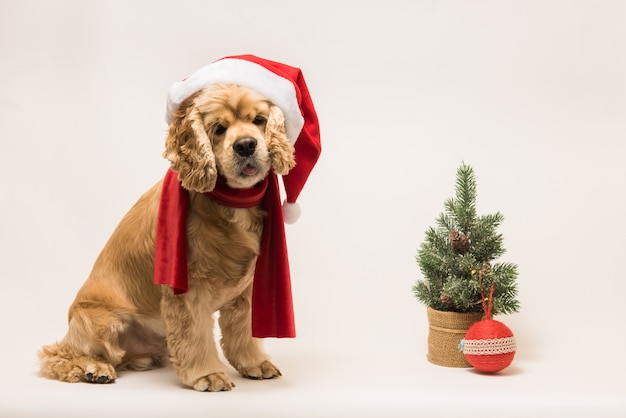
426 307 483 367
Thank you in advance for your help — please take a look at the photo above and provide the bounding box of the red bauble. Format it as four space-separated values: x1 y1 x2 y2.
462 319 516 373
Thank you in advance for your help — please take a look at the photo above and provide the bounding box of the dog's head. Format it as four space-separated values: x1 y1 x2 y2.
164 84 296 192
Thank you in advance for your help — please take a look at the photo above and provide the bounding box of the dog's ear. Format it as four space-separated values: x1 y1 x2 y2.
164 99 218 193
266 105 296 175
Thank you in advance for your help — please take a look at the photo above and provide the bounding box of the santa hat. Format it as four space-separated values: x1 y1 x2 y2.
165 54 321 223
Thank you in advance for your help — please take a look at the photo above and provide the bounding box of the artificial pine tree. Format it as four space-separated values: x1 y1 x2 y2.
413 163 520 316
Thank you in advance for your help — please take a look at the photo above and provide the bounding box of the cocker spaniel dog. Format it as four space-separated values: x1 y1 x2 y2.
39 83 298 391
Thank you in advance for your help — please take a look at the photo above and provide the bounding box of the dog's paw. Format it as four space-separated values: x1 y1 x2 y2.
83 362 117 384
192 372 234 392
239 360 282 380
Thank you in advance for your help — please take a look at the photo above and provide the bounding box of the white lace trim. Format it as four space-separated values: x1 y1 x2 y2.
462 336 516 355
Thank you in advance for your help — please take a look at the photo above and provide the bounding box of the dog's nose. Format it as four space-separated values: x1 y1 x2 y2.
233 137 257 157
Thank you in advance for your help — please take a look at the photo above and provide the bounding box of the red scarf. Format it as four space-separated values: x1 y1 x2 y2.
154 168 295 338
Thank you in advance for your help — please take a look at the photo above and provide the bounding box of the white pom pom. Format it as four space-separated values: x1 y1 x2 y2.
282 201 301 224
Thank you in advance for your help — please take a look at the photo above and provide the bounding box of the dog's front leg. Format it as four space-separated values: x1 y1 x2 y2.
219 285 282 380
160 287 233 392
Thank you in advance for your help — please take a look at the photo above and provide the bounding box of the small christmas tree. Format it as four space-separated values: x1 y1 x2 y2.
413 163 520 315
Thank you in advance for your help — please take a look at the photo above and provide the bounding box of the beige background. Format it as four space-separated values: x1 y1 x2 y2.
1 1 625 416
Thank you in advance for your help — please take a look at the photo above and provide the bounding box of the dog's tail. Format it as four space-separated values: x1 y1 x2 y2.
39 341 86 382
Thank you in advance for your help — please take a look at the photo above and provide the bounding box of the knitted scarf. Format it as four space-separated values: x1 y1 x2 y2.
154 168 295 338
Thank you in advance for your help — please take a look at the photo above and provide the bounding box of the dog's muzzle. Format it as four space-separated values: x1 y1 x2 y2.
233 136 261 177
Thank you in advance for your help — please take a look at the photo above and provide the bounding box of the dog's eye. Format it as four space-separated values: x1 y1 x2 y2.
213 124 227 136
252 116 266 126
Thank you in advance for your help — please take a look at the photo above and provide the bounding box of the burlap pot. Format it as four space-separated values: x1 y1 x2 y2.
426 307 483 367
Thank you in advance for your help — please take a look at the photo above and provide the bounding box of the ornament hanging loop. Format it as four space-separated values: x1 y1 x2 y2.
479 269 495 320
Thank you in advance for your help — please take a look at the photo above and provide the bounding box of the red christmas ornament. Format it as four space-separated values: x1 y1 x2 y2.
463 319 516 372
462 271 516 373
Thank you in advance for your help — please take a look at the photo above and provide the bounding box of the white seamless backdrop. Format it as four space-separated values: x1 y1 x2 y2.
1 1 625 417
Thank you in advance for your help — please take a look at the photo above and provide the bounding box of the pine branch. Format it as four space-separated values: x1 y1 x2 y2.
436 211 457 232
454 163 477 233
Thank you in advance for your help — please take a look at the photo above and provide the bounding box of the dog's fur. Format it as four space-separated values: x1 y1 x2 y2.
39 84 296 391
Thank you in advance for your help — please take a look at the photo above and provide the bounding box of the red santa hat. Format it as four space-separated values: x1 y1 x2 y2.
165 54 321 223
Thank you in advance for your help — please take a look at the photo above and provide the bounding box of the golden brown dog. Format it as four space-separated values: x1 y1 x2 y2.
39 84 296 391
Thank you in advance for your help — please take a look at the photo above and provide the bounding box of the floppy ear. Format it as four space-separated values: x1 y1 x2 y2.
163 101 217 193
266 105 296 175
